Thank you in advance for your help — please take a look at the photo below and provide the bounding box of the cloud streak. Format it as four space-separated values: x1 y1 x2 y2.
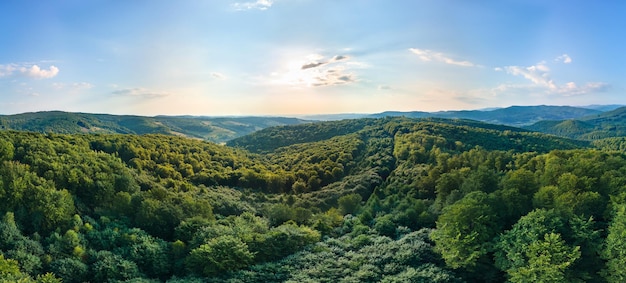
409 48 475 67
0 63 60 79
299 54 349 70
112 87 170 98
232 0 273 11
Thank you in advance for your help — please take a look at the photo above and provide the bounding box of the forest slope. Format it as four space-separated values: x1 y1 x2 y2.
4 117 626 283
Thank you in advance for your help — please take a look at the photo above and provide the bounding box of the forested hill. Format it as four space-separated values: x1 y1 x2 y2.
0 111 308 143
525 106 626 140
228 117 588 153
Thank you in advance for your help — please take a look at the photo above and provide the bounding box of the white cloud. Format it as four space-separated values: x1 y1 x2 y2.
408 48 475 67
23 65 59 79
555 54 572 64
112 87 170 98
0 63 59 79
233 0 273 11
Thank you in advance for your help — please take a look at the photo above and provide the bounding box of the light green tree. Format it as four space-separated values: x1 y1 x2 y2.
509 233 580 283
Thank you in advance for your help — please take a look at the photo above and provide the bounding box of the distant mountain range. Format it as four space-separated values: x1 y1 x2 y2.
302 105 625 127
368 105 603 127
1 104 624 142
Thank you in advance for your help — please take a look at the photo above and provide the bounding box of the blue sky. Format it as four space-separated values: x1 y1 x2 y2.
1 0 624 116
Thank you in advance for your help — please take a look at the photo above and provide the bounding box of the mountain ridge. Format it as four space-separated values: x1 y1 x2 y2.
0 104 622 143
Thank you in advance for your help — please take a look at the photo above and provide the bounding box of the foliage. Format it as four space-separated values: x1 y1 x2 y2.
186 235 254 276
602 204 626 282
1 116 626 281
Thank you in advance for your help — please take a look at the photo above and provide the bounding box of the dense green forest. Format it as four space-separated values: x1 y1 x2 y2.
2 116 626 282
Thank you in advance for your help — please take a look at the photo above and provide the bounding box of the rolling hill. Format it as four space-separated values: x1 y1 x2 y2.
0 111 308 143
525 106 626 140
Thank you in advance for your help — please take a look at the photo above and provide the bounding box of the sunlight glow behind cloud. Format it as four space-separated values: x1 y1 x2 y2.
270 53 358 87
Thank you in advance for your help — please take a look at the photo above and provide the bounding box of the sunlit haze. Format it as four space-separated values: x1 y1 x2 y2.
1 0 624 116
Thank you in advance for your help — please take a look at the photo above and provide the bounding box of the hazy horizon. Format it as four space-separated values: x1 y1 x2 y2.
2 103 622 119
1 1 625 116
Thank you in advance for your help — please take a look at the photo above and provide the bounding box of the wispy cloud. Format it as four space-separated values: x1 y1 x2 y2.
555 81 609 96
555 54 572 64
232 0 273 11
502 61 556 89
409 48 476 67
53 82 94 90
111 87 170 98
496 59 608 96
0 63 60 79
270 53 360 87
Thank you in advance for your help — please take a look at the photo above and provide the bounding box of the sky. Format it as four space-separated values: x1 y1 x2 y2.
1 0 625 116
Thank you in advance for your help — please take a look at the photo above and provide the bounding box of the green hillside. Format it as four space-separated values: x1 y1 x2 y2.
0 111 308 143
4 117 626 282
526 106 626 140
